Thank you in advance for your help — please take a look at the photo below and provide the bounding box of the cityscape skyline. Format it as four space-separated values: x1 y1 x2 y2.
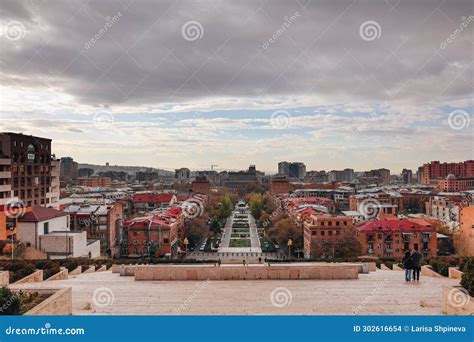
0 0 472 172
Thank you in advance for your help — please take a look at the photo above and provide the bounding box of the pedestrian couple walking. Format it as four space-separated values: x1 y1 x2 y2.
402 247 422 282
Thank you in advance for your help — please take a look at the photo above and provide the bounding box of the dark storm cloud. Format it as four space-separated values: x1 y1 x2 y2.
0 0 472 107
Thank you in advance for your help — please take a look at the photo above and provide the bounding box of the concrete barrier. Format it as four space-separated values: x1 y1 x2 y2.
45 269 68 281
23 288 72 315
82 265 95 274
96 265 107 272
381 264 391 271
69 266 82 275
0 271 9 285
14 270 43 284
421 265 443 278
134 263 359 281
367 262 376 272
442 286 473 315
393 264 403 271
448 267 463 280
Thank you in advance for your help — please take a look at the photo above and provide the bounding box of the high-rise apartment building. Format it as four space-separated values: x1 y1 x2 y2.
422 160 474 184
328 168 354 182
0 132 60 208
60 156 78 181
401 169 413 184
278 161 306 179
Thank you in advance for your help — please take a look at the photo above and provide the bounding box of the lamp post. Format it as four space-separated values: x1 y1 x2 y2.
183 237 189 258
287 238 293 259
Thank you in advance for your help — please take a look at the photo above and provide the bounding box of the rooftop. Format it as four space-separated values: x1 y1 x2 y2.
19 206 68 222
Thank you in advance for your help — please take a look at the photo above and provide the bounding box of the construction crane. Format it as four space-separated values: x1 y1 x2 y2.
211 164 218 170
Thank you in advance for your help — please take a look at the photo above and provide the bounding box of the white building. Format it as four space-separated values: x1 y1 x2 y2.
17 206 100 259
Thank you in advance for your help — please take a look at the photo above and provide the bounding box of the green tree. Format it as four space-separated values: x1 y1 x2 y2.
186 217 210 248
249 193 263 219
268 217 303 251
219 195 233 219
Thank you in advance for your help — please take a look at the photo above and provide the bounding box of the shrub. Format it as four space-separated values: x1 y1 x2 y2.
11 264 36 283
0 287 21 315
461 257 474 297
62 261 79 272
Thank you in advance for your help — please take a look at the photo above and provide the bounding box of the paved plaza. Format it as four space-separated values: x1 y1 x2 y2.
11 268 460 315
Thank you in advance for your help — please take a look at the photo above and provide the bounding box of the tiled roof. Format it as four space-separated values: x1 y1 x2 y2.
19 206 68 222
356 218 434 233
132 193 174 203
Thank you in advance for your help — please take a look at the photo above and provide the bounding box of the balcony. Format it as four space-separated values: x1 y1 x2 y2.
0 171 11 179
0 184 11 192
0 159 11 166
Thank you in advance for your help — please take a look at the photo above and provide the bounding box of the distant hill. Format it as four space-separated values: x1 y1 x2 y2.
78 163 174 176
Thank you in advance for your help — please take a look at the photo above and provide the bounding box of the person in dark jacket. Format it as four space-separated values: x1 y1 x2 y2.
411 247 422 281
402 251 413 282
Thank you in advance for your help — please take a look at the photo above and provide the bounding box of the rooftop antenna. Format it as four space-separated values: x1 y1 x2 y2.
211 164 218 170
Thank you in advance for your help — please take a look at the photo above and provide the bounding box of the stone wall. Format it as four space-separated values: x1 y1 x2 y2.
14 270 43 284
0 271 9 286
442 286 474 315
134 264 359 281
69 266 82 275
45 269 68 281
23 288 72 315
448 267 463 280
421 265 443 278
83 265 95 273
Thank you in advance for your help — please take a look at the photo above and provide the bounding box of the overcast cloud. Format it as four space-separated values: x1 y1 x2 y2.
0 0 472 173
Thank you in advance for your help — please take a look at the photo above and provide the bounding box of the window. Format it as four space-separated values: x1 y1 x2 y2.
43 222 49 234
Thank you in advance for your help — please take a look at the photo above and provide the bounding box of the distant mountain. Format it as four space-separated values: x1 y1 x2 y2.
78 163 174 176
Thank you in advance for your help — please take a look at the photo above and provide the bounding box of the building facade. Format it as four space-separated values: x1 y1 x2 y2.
356 218 437 259
0 132 60 208
422 160 474 184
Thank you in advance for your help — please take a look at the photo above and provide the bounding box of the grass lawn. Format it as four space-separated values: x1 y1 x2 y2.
229 239 251 247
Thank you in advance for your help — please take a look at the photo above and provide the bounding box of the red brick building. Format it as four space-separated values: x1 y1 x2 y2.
422 160 474 184
191 176 211 195
270 175 291 195
77 177 112 188
131 193 176 213
123 207 184 257
433 175 474 192
303 214 353 258
349 193 404 213
355 218 437 259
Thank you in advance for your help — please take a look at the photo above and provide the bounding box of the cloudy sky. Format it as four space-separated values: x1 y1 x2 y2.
0 0 472 174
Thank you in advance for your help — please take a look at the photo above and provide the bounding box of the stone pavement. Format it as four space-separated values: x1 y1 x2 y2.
10 268 461 315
